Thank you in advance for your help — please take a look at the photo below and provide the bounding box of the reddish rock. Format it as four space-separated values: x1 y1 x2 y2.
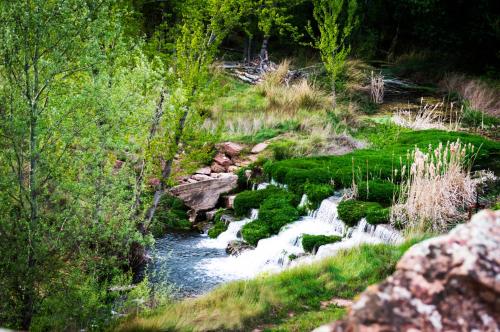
211 162 226 173
147 178 160 187
214 153 233 167
228 165 239 173
219 142 243 157
251 142 268 154
315 210 500 332
224 195 236 209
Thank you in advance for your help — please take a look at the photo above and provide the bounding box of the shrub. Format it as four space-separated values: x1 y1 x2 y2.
270 140 297 161
241 220 270 246
304 183 334 209
302 234 342 253
151 194 191 236
337 200 383 227
357 180 398 205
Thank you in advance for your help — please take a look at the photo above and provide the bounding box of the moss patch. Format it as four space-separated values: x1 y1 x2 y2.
302 234 342 253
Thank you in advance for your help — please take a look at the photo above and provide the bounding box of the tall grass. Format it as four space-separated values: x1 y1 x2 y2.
391 140 476 233
115 240 422 332
441 73 500 116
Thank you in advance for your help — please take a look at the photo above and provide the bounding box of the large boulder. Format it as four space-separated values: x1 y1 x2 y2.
169 174 238 216
315 210 500 332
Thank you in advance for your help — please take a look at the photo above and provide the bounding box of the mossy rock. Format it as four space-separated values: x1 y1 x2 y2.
259 197 299 233
337 200 384 227
241 220 270 246
366 207 390 225
357 180 398 206
208 220 228 238
233 185 297 217
302 234 342 253
304 183 334 209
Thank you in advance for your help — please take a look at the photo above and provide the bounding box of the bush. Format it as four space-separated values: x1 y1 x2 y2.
357 180 398 205
241 220 270 246
304 183 334 209
337 200 383 227
151 194 191 236
302 234 342 253
233 186 296 216
270 140 297 161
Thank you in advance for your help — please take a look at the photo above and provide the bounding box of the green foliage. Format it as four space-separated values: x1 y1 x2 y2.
302 234 342 253
309 0 358 107
357 180 398 205
270 140 298 161
337 200 384 226
208 209 229 238
118 238 425 332
304 183 334 209
151 194 191 236
461 107 500 128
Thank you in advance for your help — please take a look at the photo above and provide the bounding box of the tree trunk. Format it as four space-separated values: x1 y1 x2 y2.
131 90 165 218
332 80 337 109
259 35 269 64
143 108 189 229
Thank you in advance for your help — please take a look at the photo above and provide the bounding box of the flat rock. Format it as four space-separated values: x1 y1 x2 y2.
195 167 211 175
169 174 238 212
251 142 268 154
214 153 233 167
314 209 500 332
191 174 212 181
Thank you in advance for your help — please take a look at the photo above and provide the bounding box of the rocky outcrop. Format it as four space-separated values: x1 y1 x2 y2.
169 174 238 219
226 240 254 256
315 210 500 332
251 142 268 154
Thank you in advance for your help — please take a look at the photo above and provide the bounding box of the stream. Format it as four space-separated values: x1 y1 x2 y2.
149 193 403 298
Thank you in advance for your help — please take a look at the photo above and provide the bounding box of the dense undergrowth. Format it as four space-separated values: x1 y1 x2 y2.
116 239 422 332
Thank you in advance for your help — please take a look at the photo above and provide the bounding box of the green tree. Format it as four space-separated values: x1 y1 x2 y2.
0 1 161 329
309 0 357 108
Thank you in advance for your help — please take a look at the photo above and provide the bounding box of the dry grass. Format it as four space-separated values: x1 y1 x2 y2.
391 99 464 131
370 71 384 104
440 73 500 116
391 140 477 233
257 60 329 114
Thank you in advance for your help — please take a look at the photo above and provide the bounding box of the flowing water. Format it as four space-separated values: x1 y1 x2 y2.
150 193 403 298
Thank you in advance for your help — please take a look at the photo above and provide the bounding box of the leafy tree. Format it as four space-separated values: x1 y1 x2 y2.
309 0 357 108
0 1 161 329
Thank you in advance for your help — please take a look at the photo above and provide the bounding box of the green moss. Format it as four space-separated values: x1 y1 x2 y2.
366 207 390 225
233 186 297 217
302 234 342 253
207 210 229 239
304 183 334 209
357 180 398 205
241 219 270 246
150 194 191 236
259 197 300 233
337 200 384 227
264 128 500 195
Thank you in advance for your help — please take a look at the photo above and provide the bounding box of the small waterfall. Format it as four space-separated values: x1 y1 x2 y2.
197 209 259 249
256 182 270 190
310 196 346 235
348 218 403 244
298 194 309 208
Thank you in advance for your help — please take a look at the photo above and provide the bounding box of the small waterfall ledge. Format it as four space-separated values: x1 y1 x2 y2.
195 194 403 281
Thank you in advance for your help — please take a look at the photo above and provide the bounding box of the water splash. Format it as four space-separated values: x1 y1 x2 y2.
197 209 258 249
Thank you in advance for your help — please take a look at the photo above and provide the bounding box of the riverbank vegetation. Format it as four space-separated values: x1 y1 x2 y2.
1 0 498 330
117 239 421 331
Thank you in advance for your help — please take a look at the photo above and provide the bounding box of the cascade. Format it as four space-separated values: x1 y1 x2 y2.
197 209 258 249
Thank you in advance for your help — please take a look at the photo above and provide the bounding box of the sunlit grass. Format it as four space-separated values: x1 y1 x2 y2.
116 239 423 332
